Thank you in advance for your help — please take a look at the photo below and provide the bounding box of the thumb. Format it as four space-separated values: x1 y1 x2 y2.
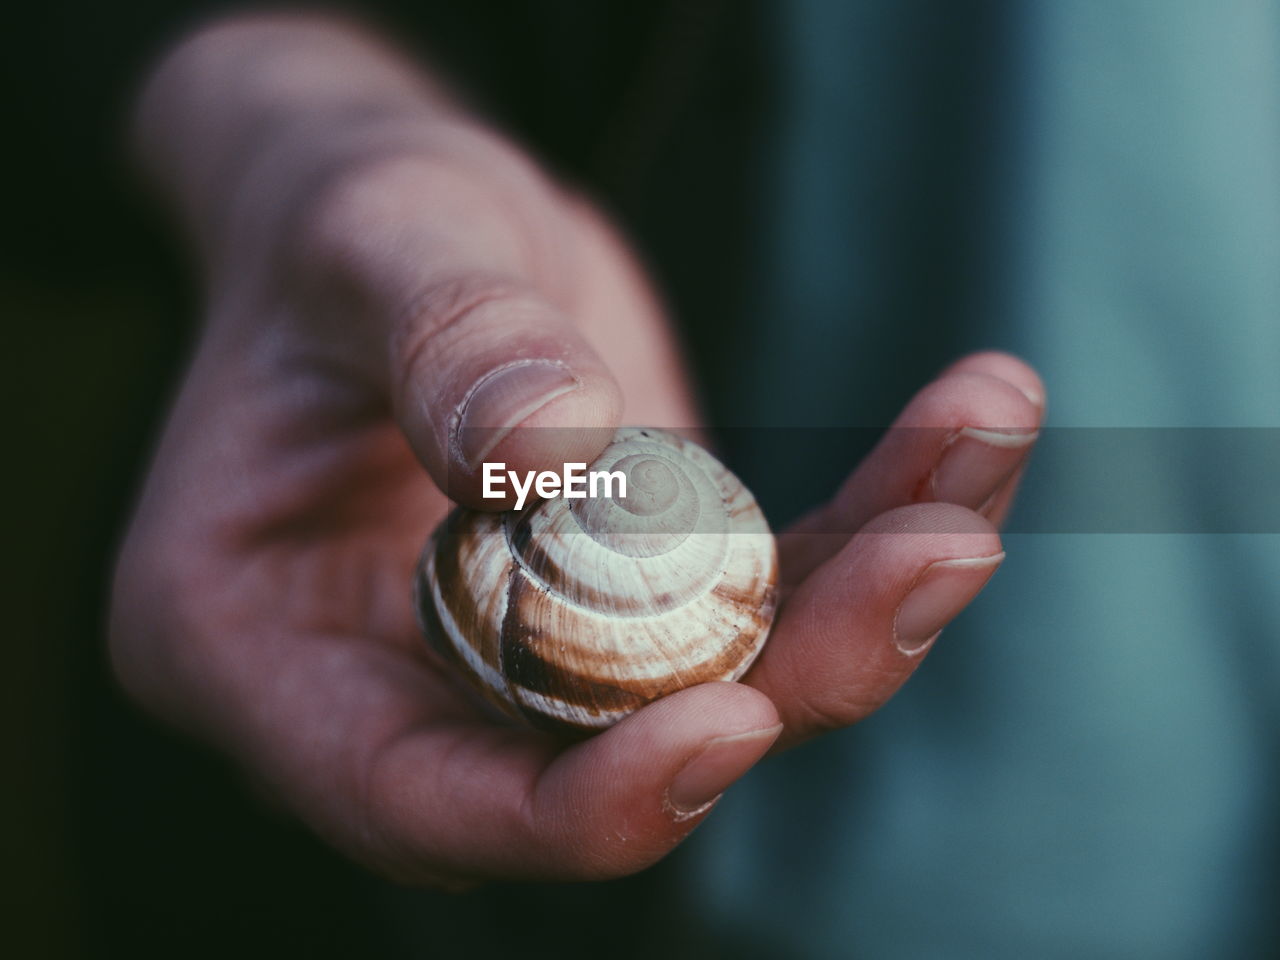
302 151 623 507
389 274 623 507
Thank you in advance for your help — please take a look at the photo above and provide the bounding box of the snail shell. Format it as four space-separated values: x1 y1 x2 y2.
413 427 778 735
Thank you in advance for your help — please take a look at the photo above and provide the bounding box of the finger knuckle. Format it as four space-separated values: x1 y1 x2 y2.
791 681 892 735
390 274 530 374
388 276 571 425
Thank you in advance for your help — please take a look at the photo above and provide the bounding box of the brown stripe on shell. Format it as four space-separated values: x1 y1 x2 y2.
650 616 766 688
415 537 520 722
433 513 504 675
505 514 561 594
710 577 779 634
499 570 651 722
497 572 778 724
415 557 462 670
508 511 534 556
508 510 715 617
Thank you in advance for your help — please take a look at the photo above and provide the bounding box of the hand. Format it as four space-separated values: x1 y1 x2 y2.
110 14 1044 888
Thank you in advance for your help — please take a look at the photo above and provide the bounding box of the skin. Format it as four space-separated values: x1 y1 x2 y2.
109 14 1046 889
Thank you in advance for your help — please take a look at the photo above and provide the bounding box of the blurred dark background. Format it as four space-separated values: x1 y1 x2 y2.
7 1 982 955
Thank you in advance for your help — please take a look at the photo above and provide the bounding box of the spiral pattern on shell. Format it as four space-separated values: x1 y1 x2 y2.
413 427 779 734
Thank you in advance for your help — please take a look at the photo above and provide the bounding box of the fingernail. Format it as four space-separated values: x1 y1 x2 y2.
1016 383 1045 409
930 427 1037 508
453 360 578 469
893 552 1005 655
665 724 783 821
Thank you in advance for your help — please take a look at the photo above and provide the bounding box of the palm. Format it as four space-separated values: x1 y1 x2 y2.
206 394 521 875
